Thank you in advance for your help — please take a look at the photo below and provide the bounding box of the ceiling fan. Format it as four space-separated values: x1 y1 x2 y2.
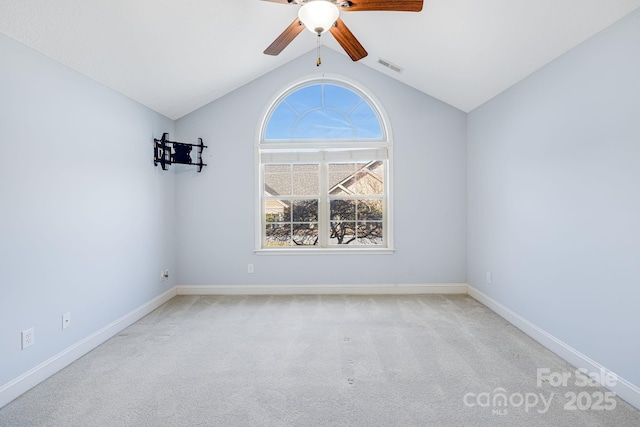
263 0 424 62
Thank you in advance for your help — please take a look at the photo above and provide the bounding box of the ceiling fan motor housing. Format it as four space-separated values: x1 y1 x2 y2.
263 0 423 62
298 0 340 35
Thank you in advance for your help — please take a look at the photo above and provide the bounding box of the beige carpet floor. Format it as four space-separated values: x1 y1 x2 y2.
1 294 639 426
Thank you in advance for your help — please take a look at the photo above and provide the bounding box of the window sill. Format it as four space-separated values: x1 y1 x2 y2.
255 248 395 256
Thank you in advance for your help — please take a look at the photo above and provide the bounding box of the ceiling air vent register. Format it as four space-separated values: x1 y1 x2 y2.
377 58 403 73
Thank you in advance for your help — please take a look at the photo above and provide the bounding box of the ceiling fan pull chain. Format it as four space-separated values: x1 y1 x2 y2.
316 34 321 67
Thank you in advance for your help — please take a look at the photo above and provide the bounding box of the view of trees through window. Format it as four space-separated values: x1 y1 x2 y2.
264 162 384 246
259 79 391 250
329 162 384 245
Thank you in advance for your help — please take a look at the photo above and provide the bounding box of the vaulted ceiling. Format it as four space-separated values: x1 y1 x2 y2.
2 0 639 119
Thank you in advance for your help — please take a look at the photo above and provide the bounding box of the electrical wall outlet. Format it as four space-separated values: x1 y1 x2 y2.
21 328 34 350
247 264 254 274
486 272 492 284
62 312 71 329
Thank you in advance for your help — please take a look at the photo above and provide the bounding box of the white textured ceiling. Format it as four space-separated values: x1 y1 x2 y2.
1 0 639 119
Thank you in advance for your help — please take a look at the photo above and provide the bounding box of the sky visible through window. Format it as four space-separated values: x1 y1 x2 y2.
264 83 382 140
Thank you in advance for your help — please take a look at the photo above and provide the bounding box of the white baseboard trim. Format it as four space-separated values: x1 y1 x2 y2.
6 283 637 413
468 285 640 411
0 287 177 409
176 283 469 296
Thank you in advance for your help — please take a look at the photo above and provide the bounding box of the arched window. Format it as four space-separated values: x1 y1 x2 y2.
256 77 393 253
264 83 383 141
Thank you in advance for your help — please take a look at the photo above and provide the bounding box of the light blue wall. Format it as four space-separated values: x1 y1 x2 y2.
175 49 467 286
5 5 639 407
0 34 176 387
467 9 640 387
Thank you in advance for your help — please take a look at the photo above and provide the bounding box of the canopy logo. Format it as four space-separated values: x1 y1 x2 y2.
463 389 554 415
463 368 619 416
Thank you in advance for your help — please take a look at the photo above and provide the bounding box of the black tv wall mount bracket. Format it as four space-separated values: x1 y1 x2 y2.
154 133 207 172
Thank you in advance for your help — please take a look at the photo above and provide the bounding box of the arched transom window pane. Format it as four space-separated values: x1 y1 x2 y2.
264 83 383 141
257 78 393 252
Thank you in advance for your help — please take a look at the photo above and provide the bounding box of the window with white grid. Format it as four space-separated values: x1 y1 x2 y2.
257 78 393 253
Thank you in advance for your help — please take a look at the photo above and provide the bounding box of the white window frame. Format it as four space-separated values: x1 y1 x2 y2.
255 75 394 255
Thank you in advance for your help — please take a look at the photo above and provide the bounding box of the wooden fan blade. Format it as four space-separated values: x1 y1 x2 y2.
340 0 423 12
260 0 295 4
329 18 368 61
264 18 305 56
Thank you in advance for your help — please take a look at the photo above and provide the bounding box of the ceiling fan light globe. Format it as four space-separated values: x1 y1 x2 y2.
298 1 339 35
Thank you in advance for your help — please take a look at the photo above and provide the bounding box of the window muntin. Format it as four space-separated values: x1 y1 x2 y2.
328 162 384 246
264 164 320 247
258 78 392 253
264 83 383 141
262 160 386 248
